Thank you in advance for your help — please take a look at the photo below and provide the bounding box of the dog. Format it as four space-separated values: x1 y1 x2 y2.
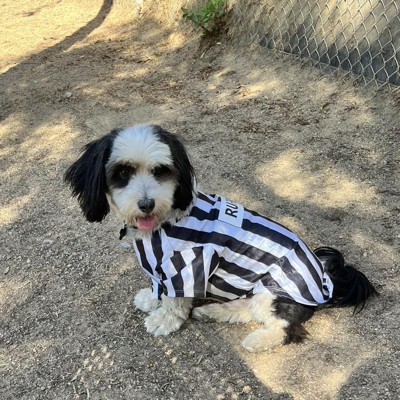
65 124 377 352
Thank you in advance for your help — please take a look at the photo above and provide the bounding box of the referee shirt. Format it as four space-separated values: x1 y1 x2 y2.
133 192 334 306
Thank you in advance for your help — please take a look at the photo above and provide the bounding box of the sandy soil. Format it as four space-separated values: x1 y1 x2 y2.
1 1 399 399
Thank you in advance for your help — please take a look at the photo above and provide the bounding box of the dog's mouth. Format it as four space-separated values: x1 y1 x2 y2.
136 215 157 231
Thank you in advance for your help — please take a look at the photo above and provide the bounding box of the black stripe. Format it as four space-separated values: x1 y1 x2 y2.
190 197 297 252
218 257 264 283
192 247 206 295
189 206 295 253
293 243 324 287
157 283 163 300
190 205 219 221
170 250 187 271
241 216 295 251
209 250 220 276
259 272 298 302
209 274 249 298
166 226 278 269
135 240 153 276
189 194 297 253
278 257 316 303
205 291 231 302
168 251 185 293
245 208 296 233
152 231 165 279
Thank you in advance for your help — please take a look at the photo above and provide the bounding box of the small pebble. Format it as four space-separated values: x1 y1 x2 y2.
242 385 251 394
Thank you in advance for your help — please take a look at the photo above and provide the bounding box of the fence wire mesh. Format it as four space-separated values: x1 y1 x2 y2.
228 0 400 90
172 0 400 90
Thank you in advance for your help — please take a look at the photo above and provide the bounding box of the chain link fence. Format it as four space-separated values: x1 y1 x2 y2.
228 0 400 90
160 0 400 90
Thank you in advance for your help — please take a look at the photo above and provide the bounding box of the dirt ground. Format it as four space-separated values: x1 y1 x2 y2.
1 1 399 399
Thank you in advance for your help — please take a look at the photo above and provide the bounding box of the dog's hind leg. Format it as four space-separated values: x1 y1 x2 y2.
241 293 288 352
241 293 314 352
192 298 253 323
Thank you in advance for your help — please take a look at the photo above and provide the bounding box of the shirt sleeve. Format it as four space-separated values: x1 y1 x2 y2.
160 245 220 298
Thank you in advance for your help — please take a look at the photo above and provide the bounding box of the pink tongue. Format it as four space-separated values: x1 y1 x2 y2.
136 216 156 231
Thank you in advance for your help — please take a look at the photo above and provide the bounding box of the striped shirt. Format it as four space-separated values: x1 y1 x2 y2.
133 192 334 306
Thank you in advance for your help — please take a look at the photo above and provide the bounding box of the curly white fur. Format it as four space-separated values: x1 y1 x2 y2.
192 293 288 352
143 294 192 336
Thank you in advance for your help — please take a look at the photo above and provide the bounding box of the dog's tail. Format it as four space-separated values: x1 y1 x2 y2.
314 247 378 313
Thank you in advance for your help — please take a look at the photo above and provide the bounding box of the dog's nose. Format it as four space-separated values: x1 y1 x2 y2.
138 198 155 214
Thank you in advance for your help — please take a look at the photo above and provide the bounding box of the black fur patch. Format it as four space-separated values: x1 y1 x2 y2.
152 126 195 211
272 297 315 324
283 323 309 345
64 129 120 222
314 246 378 313
107 163 137 189
272 298 314 346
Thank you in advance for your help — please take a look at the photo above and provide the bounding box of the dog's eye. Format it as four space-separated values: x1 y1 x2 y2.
119 166 134 180
152 165 171 178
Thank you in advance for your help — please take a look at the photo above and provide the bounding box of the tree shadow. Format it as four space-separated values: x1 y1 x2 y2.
1 0 113 123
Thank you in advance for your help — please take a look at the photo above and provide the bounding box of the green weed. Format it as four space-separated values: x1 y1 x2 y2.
182 0 226 35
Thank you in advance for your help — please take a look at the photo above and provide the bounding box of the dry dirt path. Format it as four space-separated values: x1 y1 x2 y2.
1 1 399 399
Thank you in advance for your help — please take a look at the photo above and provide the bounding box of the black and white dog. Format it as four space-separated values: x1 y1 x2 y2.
65 124 377 352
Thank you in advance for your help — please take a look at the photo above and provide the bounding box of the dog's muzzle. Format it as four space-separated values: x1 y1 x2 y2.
138 198 155 214
136 198 157 231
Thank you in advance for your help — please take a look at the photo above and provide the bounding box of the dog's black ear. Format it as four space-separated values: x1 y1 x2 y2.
153 126 195 211
64 130 120 222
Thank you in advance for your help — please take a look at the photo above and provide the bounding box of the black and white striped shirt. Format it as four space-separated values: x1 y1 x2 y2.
133 192 334 306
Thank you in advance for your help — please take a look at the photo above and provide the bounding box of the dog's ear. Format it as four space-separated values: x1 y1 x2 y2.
64 130 120 222
153 126 195 211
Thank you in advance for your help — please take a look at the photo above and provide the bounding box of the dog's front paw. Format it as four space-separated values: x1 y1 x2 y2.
144 307 187 336
134 288 160 312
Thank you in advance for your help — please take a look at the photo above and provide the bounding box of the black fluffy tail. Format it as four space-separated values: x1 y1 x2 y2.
314 247 378 313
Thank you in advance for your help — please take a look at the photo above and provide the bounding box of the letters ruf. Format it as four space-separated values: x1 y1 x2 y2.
225 200 238 218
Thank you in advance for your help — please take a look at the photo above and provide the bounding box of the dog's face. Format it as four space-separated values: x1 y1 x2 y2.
65 125 195 232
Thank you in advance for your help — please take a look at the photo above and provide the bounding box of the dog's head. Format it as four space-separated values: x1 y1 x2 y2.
64 124 196 232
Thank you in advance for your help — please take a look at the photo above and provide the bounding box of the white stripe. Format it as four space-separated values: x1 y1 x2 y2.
194 196 214 212
179 248 197 297
181 214 291 260
163 274 176 297
161 257 178 280
297 241 323 281
167 236 270 275
207 283 241 300
151 279 160 299
267 263 318 306
202 245 219 278
181 263 195 297
252 280 275 297
160 229 174 264
244 210 300 243
323 273 334 298
288 249 326 303
213 269 254 291
142 240 158 275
